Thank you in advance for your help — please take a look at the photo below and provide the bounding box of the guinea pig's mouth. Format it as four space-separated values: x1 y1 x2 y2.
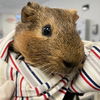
48 60 77 78
60 58 85 78
62 60 75 69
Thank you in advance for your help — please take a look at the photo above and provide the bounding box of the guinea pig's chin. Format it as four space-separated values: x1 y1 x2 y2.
54 68 79 81
25 59 79 80
45 68 78 80
65 70 78 81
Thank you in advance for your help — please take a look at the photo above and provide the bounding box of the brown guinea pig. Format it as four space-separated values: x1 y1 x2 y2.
13 2 85 79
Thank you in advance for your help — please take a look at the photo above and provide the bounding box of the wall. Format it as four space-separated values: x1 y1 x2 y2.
43 0 100 41
0 14 17 37
0 15 3 38
0 0 100 40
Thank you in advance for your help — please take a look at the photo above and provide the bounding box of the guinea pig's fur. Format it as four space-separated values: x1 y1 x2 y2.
12 2 85 79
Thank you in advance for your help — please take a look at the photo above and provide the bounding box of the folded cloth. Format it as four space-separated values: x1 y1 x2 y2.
0 31 68 100
68 41 100 93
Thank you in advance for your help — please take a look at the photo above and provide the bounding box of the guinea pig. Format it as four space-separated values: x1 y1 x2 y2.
12 2 85 79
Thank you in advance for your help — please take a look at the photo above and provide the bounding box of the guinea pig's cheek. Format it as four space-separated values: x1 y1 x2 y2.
32 35 49 41
78 63 84 71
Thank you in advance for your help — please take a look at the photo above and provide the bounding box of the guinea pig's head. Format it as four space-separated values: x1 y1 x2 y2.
13 2 85 78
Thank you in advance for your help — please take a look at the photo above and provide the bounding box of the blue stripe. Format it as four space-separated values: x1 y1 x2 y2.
47 92 51 97
25 62 43 85
67 88 73 92
15 71 18 96
82 68 100 88
93 46 100 53
62 87 67 91
21 97 24 100
63 77 69 82
43 91 51 97
45 82 50 89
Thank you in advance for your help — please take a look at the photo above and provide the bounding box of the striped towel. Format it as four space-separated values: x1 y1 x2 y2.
0 31 100 100
68 41 100 93
0 31 68 100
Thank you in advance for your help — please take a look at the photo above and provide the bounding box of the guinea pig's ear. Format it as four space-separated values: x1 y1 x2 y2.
68 9 79 23
21 2 41 23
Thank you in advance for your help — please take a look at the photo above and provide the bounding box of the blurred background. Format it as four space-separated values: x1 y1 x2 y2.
0 0 100 42
0 0 100 99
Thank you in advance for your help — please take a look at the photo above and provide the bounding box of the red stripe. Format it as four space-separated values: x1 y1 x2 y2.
61 80 67 86
58 74 64 78
20 77 24 96
26 97 29 100
9 54 20 73
10 67 13 80
35 87 40 95
1 40 13 58
91 49 100 59
43 94 48 100
80 72 100 91
71 80 78 93
29 85 32 88
59 89 66 94
14 97 17 100
1 44 8 58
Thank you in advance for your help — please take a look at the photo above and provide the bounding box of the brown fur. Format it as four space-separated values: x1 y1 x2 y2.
13 2 85 78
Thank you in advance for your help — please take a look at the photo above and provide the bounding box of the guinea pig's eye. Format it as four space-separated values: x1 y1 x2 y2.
42 25 52 36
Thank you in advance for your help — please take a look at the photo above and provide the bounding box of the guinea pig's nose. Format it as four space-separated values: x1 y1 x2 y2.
63 60 74 68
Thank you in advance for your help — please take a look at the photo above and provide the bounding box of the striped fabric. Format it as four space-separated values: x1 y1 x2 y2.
0 31 68 100
69 41 100 93
0 31 100 100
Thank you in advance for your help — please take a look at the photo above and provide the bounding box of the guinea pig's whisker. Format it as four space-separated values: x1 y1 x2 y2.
48 70 56 77
41 66 52 72
37 63 51 69
44 67 52 72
